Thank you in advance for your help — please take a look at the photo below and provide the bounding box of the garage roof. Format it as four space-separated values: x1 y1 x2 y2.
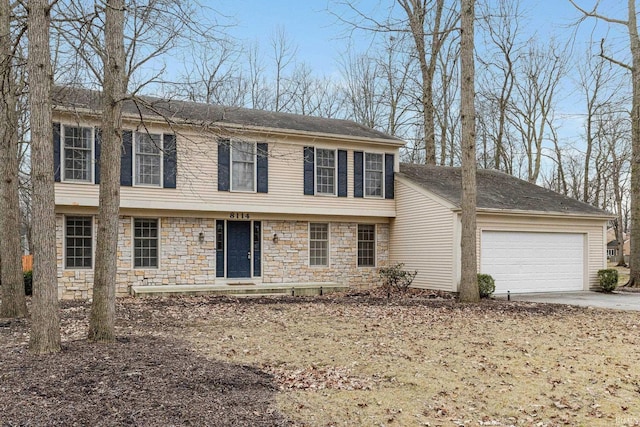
399 163 610 217
52 86 403 144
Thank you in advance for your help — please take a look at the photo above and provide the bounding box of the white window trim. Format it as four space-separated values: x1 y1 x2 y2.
133 132 164 188
131 217 161 270
63 214 94 270
308 222 330 267
357 223 377 268
363 152 384 199
230 140 257 193
61 124 94 184
314 147 337 196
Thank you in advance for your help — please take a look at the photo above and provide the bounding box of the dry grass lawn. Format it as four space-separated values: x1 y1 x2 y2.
3 294 640 426
180 296 640 426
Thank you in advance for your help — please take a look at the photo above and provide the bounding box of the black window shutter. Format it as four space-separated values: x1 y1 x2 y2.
354 151 363 198
94 127 101 184
303 146 314 195
257 142 268 193
385 153 395 199
338 149 347 197
120 130 133 186
163 133 177 189
53 122 61 182
218 139 230 191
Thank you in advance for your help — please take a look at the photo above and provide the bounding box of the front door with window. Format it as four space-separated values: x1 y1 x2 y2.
227 221 252 278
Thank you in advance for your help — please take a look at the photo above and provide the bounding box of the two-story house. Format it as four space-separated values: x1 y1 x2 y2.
53 86 611 300
53 86 402 299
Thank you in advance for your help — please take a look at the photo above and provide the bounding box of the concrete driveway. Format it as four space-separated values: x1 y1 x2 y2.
495 291 640 311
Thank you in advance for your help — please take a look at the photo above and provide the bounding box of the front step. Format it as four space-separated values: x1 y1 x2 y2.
130 283 348 298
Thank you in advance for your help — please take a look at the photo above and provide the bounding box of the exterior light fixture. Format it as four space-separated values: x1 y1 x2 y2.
198 231 205 243
272 233 278 244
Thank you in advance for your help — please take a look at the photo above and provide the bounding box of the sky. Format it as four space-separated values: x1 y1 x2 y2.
209 0 629 77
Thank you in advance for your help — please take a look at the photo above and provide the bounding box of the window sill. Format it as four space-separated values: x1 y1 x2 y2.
61 179 94 185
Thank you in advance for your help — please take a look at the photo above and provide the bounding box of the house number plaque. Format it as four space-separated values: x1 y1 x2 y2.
229 212 250 219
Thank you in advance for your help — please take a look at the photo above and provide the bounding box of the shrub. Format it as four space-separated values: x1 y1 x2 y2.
597 268 618 293
24 270 32 296
378 263 418 298
477 274 495 298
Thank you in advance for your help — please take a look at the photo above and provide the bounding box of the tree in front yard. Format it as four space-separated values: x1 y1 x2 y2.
28 0 61 354
0 0 27 318
459 0 479 302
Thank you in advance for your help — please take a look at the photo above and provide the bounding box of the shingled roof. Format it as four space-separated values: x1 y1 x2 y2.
399 163 610 217
52 86 403 144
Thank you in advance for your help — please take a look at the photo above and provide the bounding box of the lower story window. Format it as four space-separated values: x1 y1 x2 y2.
134 218 159 268
357 224 375 267
65 216 93 268
309 223 329 266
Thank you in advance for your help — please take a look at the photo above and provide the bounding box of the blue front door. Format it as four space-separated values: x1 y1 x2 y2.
227 221 252 278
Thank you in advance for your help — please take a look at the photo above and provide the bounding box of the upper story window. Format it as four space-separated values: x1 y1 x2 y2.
354 151 394 199
232 141 256 192
365 153 383 197
218 140 268 193
63 125 93 182
316 148 336 195
135 132 162 186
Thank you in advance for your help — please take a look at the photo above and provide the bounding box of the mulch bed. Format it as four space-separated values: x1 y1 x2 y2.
0 334 290 426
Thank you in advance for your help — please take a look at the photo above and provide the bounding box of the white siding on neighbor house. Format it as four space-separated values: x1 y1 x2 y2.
54 120 398 218
390 177 457 291
475 214 607 291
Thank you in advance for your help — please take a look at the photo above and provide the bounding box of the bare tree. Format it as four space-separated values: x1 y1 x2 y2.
509 40 567 183
28 0 61 354
88 0 125 342
271 26 297 112
602 113 631 266
398 0 457 164
570 0 640 286
476 0 521 172
459 0 478 302
340 52 385 129
335 0 457 164
0 0 27 318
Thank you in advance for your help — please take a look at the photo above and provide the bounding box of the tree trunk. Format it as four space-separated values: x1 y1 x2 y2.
628 0 640 286
28 0 60 354
0 0 27 318
88 0 125 342
459 0 479 302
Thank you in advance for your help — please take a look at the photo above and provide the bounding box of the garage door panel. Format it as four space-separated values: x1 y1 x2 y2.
481 231 584 293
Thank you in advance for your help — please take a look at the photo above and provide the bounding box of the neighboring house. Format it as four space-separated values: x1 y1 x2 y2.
393 164 612 294
52 87 611 299
606 228 629 261
53 87 400 299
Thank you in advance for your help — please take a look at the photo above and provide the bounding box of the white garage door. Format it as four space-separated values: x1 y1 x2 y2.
481 231 584 293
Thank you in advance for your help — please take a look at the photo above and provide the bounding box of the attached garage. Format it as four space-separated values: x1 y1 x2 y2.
480 231 584 293
391 164 612 293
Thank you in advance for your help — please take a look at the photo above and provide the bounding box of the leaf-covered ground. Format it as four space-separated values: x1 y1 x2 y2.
2 291 640 426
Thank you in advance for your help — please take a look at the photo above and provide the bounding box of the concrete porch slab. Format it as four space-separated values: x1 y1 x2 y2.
130 282 348 298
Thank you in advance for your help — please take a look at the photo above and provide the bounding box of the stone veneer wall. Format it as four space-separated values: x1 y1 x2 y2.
56 214 389 299
261 221 389 288
56 215 216 299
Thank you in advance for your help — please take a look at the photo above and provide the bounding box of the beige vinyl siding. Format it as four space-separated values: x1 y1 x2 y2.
390 177 457 291
55 125 398 218
476 214 607 291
